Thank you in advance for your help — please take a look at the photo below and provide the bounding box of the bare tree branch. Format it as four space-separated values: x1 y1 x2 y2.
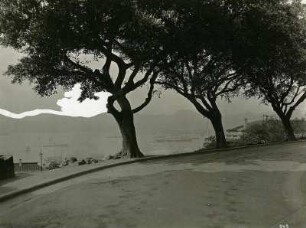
126 65 141 85
132 71 158 113
64 54 106 89
287 90 306 117
106 95 121 119
114 64 128 89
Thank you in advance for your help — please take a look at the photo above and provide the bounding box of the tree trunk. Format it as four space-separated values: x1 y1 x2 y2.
108 97 144 158
280 115 296 141
209 110 227 148
272 106 297 141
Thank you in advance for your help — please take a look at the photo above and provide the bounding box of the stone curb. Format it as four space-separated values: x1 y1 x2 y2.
0 159 142 203
0 140 305 203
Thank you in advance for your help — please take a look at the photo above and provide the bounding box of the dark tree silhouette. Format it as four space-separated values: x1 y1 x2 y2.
0 0 163 158
158 54 241 148
230 0 306 141
140 0 241 148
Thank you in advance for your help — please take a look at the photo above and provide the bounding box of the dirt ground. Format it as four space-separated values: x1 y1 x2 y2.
1 143 306 228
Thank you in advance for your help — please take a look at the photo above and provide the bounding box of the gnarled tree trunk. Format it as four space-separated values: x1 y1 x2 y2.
108 96 144 158
273 107 297 141
192 98 227 149
280 115 296 141
208 109 227 148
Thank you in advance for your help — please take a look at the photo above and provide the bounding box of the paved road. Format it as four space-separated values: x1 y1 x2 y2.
1 143 306 228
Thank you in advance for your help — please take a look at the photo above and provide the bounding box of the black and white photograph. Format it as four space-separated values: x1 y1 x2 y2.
0 0 306 227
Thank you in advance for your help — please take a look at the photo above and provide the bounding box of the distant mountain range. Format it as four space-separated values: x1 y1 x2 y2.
0 109 266 161
0 109 264 136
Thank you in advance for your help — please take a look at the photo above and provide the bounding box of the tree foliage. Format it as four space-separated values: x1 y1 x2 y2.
244 120 285 144
0 0 163 100
0 0 166 157
230 0 306 140
138 0 245 148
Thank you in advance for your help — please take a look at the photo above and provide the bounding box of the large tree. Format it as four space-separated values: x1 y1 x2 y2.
158 53 241 148
139 0 241 148
230 0 306 141
0 0 163 158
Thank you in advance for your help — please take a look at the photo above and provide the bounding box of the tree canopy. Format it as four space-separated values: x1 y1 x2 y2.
0 0 162 97
230 0 306 140
138 0 246 148
0 0 166 157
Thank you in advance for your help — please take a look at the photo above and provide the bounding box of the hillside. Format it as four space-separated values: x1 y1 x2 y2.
0 110 263 162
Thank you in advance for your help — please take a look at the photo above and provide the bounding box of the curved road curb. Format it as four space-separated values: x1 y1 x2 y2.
0 140 304 203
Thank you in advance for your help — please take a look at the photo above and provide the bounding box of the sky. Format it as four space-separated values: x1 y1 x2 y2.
0 45 305 121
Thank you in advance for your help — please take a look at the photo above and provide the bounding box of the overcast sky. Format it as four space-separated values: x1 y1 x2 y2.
0 45 305 120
